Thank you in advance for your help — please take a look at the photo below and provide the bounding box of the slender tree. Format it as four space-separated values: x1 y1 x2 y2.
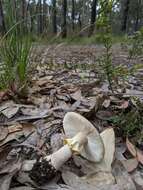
0 0 6 34
134 0 141 31
29 0 36 32
72 0 75 31
21 0 26 20
88 0 98 37
52 0 57 34
37 0 43 34
78 13 82 30
121 0 130 32
21 0 28 34
61 0 67 38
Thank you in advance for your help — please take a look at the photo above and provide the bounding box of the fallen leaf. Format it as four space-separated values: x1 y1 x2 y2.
8 123 23 134
115 143 126 161
0 159 22 174
117 101 129 109
15 111 50 122
131 171 143 190
70 90 82 101
96 111 113 121
82 172 115 187
136 150 143 165
62 171 120 190
126 138 143 164
113 160 136 190
0 170 17 190
121 159 138 172
0 101 19 119
10 187 35 190
0 91 8 102
102 99 111 108
0 127 8 141
0 131 24 147
126 138 137 157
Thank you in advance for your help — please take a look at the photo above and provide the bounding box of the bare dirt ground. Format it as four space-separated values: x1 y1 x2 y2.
30 44 143 66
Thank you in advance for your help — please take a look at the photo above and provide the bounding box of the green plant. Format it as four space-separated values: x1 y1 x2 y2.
128 28 143 59
108 98 143 138
0 2 32 94
96 0 118 92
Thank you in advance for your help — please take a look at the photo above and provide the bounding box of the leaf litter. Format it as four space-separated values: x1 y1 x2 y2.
0 45 143 189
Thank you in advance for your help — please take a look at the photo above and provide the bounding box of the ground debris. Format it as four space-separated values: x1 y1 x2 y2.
0 45 143 189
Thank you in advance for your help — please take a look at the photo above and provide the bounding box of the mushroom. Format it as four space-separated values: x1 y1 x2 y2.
22 112 104 184
63 112 104 162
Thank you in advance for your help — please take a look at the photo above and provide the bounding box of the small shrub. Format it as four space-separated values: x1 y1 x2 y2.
96 0 118 92
128 28 143 59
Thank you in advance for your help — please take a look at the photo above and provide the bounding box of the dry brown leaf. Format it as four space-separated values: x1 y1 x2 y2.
70 90 82 101
0 91 8 102
0 101 20 119
0 127 8 141
117 101 129 109
136 149 143 165
126 138 143 164
8 123 23 134
121 159 138 173
126 138 137 157
96 111 113 121
22 123 36 137
0 131 24 147
113 160 136 190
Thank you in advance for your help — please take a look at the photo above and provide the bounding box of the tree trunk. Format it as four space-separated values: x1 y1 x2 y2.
43 0 47 33
88 0 98 37
21 0 26 20
78 13 82 31
0 0 6 35
21 0 27 34
72 0 75 31
52 0 57 34
134 0 141 31
61 0 67 38
37 0 43 34
121 0 130 32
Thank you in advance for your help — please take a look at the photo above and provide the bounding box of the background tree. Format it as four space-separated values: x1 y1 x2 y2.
0 0 6 35
121 0 130 32
0 0 143 38
71 0 75 32
61 0 67 38
52 0 57 34
88 0 98 37
37 0 43 34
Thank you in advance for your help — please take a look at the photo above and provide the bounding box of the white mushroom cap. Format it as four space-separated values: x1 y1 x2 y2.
63 112 104 162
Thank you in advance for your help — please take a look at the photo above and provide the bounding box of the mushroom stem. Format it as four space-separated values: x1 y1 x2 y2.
22 132 89 172
45 144 72 170
23 132 89 184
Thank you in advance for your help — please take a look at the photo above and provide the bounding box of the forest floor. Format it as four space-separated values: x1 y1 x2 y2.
0 44 143 190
